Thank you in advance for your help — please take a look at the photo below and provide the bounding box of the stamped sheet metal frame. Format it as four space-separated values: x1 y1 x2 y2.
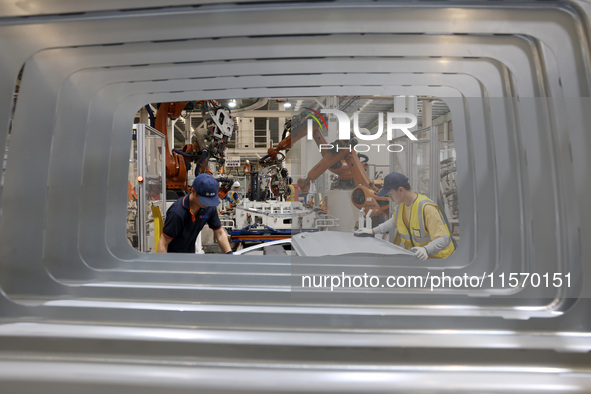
3 31 577 314
0 1 589 374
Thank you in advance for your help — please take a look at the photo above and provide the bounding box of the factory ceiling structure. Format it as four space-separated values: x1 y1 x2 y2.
0 0 591 392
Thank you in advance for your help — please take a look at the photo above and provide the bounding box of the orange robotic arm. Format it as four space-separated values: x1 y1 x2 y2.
266 116 368 182
154 101 190 191
297 137 390 218
266 118 328 158
296 140 352 192
266 111 390 217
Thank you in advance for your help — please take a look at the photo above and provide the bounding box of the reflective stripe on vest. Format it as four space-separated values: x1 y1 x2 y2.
392 193 455 258
393 207 411 241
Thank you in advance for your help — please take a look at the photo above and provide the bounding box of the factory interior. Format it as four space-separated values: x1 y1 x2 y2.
1 1 591 392
127 96 459 256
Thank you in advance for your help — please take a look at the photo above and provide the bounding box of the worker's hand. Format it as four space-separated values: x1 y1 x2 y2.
354 228 374 237
410 247 429 261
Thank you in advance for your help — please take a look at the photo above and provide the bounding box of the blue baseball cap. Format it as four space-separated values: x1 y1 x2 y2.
377 172 409 197
192 174 220 206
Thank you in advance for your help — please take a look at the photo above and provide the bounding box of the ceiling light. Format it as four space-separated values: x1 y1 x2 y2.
228 99 237 108
283 101 292 108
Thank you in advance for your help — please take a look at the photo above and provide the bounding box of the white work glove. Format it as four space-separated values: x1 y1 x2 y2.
411 247 429 261
354 228 374 237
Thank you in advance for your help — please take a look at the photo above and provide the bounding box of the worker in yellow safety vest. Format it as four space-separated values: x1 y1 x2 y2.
224 181 241 205
354 172 455 260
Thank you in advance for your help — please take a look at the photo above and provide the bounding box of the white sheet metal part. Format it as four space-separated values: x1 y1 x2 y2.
292 231 414 257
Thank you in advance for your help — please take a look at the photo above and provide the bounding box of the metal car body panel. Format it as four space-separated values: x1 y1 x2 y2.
0 1 590 392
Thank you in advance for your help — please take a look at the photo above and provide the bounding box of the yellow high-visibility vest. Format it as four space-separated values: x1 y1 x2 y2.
287 184 296 202
393 193 455 258
228 191 239 204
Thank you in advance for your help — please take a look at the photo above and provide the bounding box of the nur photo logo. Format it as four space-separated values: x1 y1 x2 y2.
303 108 418 153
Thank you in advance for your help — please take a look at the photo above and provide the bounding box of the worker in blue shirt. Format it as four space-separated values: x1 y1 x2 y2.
157 173 232 254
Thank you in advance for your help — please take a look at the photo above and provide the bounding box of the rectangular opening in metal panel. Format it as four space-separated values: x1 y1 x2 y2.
128 96 458 261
